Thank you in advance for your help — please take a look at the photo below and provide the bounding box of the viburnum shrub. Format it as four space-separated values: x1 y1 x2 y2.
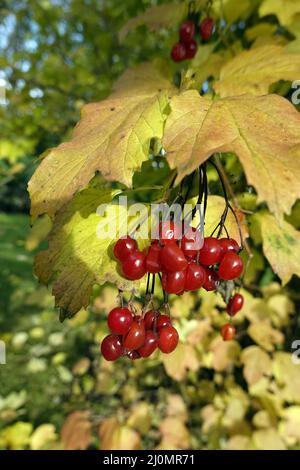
28 0 300 364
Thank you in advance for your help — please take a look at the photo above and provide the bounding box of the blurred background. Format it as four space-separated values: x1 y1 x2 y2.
1 0 300 450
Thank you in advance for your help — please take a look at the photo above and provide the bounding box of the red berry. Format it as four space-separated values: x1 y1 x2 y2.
185 39 198 59
113 236 137 262
122 251 146 280
145 243 162 273
107 307 133 335
160 242 188 272
226 293 244 316
179 20 195 43
144 310 160 330
162 270 186 294
219 238 240 256
156 221 181 245
158 326 179 353
101 335 123 361
203 268 219 291
200 17 214 41
171 42 186 62
221 323 236 341
185 263 206 291
181 227 204 258
199 237 222 266
138 331 158 358
157 314 171 331
127 350 141 360
219 252 243 280
123 318 146 350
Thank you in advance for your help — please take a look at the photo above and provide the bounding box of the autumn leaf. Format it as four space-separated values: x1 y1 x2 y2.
273 352 300 403
29 63 175 219
241 346 272 386
259 0 300 26
247 321 284 351
61 411 92 450
163 91 300 220
99 417 140 450
209 336 241 371
214 45 300 97
118 2 187 41
213 0 257 23
162 342 199 380
256 212 300 284
35 187 150 317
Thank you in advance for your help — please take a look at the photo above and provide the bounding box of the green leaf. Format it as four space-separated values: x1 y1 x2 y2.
259 0 300 26
28 63 175 219
35 187 150 317
163 91 300 220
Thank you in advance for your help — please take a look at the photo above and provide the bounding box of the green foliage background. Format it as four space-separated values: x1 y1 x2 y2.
1 0 300 450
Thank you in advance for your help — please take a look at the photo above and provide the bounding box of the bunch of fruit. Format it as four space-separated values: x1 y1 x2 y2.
101 307 179 361
113 221 244 294
171 16 214 62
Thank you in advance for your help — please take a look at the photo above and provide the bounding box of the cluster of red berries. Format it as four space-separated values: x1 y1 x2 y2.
171 17 214 62
101 307 178 361
113 221 244 294
221 292 244 341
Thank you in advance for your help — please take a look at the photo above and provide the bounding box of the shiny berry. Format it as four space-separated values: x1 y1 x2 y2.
221 323 236 341
226 293 244 316
113 236 137 262
144 310 160 330
145 243 162 273
138 331 158 358
181 227 204 258
200 17 214 41
158 326 179 353
162 270 186 294
171 42 186 62
185 39 198 59
107 307 133 335
203 268 219 291
185 263 206 291
219 238 240 256
157 314 171 331
160 242 188 272
127 350 141 360
179 20 195 43
219 252 243 280
157 221 181 245
199 237 222 266
122 251 146 280
101 335 123 361
123 318 146 350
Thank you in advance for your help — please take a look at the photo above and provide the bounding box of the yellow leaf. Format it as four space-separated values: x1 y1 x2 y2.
257 212 300 284
209 336 241 371
279 407 300 446
4 422 33 450
163 91 300 220
29 63 175 219
159 417 190 450
30 424 58 450
252 428 286 450
214 45 300 97
273 352 300 403
213 0 256 23
127 402 151 435
162 342 199 380
241 346 272 386
247 321 284 351
99 417 140 450
259 0 300 26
